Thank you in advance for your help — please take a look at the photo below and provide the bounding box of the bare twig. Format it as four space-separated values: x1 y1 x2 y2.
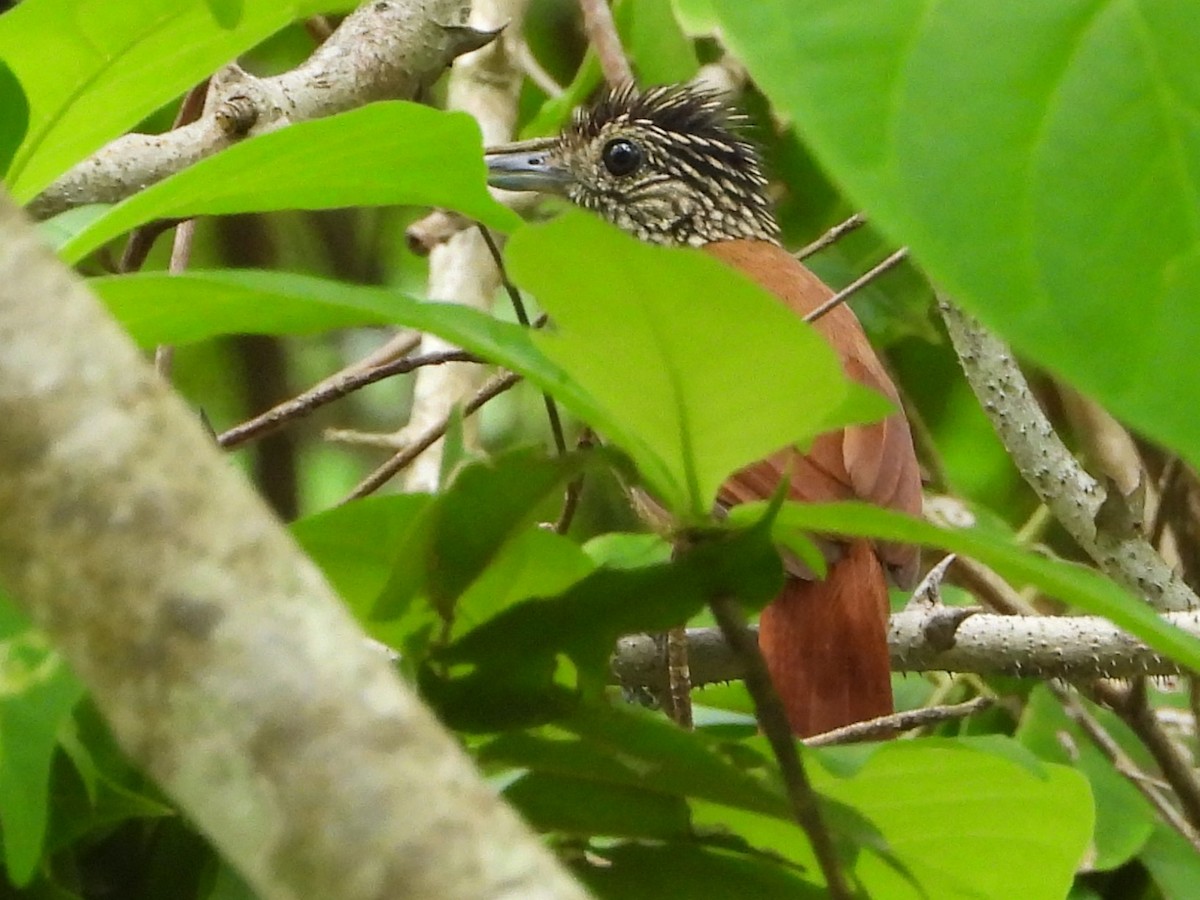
939 297 1198 613
1093 680 1200 834
794 213 867 261
664 626 694 730
1054 681 1200 851
708 595 852 900
218 350 479 450
341 370 522 502
155 217 197 380
516 41 565 97
578 0 634 88
804 697 993 747
804 247 908 325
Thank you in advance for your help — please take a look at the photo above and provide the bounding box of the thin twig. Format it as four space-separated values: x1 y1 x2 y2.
664 626 694 730
218 350 479 450
708 595 852 900
155 217 197 380
1093 679 1200 834
516 41 565 97
804 247 909 324
939 297 1199 613
340 370 522 503
804 697 993 747
794 213 867 260
477 226 568 456
1055 680 1200 852
578 0 634 87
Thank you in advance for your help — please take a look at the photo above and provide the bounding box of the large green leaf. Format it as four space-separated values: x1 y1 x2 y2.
61 103 520 263
1018 685 1155 871
813 741 1092 898
734 500 1200 672
0 595 85 885
0 0 354 200
0 62 29 178
709 1 1200 466
506 213 881 519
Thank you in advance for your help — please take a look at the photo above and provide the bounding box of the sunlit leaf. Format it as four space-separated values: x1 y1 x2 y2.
710 0 1200 468
0 0 356 200
62 103 520 262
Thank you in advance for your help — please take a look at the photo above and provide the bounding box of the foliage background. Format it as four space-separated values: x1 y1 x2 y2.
0 0 1198 897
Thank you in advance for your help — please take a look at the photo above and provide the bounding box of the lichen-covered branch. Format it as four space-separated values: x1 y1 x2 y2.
29 0 492 220
0 195 589 900
938 298 1197 613
612 609 1198 690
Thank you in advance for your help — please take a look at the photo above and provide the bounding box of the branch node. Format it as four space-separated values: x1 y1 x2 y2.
921 607 979 653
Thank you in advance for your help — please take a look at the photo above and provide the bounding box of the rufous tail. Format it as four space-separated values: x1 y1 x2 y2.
758 540 893 737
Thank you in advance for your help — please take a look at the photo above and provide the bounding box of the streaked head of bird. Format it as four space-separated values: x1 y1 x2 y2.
486 83 780 248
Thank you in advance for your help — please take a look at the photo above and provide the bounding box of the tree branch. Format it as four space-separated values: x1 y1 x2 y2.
611 609 1198 690
0 195 590 899
29 0 494 220
939 298 1198 613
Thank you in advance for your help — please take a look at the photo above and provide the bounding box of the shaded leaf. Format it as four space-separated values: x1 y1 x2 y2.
0 61 29 177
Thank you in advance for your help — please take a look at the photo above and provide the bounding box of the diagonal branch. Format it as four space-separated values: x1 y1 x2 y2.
939 297 1198 613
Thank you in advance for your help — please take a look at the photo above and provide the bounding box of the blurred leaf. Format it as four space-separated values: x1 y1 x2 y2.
1017 685 1155 870
809 740 1092 898
0 61 29 177
483 704 790 818
507 213 868 519
62 103 520 262
0 0 355 200
733 500 1200 672
290 493 434 616
371 449 602 621
505 771 692 839
423 514 782 731
38 205 110 251
453 526 595 640
0 595 85 885
1141 823 1200 899
621 0 699 85
574 841 823 899
204 0 244 28
582 532 672 569
709 0 1200 471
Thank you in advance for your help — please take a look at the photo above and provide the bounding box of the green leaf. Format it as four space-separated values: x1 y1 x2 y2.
0 596 85 885
62 103 520 263
290 493 434 617
1017 685 1155 870
505 771 693 840
88 268 536 352
810 740 1092 899
506 212 865 519
482 704 791 819
737 499 1200 672
1141 823 1200 898
708 1 1200 472
621 0 699 85
574 841 823 899
0 0 353 200
204 0 244 28
0 61 29 178
370 449 602 621
424 515 782 731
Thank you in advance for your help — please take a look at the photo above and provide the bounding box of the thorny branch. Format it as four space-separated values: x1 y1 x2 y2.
939 298 1199 613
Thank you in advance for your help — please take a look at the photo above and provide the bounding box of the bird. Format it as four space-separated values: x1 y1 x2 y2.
485 84 922 737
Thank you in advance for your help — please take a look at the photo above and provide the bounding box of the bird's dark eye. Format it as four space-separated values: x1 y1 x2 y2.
601 138 643 177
